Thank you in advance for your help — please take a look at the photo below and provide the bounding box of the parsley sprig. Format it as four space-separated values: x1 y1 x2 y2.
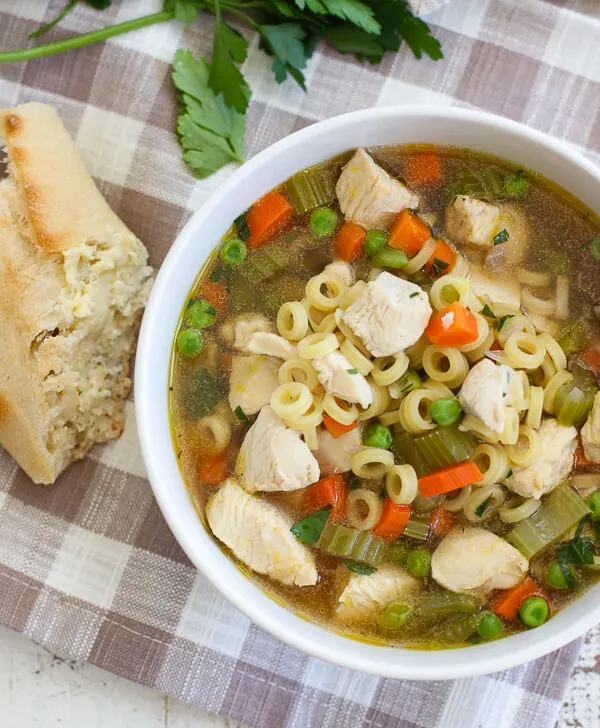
1 0 443 179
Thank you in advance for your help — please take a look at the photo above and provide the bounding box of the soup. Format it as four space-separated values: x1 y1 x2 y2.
170 145 600 649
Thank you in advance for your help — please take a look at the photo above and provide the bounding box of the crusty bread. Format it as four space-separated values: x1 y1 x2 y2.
0 103 153 484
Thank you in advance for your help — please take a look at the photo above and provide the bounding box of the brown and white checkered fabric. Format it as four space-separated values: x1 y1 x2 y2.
0 1 597 726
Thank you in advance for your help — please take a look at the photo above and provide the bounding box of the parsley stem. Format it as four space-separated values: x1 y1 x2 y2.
0 10 174 63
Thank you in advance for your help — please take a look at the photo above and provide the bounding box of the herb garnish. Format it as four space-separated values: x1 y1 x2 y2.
3 1 443 180
555 516 596 565
497 314 514 331
210 264 223 283
475 496 492 518
291 506 332 545
493 229 510 245
410 292 420 299
432 258 449 277
345 560 376 575
347 368 359 374
348 473 361 490
234 405 249 421
481 304 496 319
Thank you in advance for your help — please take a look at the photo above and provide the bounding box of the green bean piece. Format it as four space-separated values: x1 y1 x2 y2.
220 238 247 266
506 486 590 559
546 559 575 590
364 229 388 257
415 592 479 617
363 423 393 449
371 247 409 269
519 596 549 628
477 611 502 639
430 398 462 426
310 207 338 238
186 299 217 328
587 492 600 521
407 548 432 578
177 329 204 357
377 602 412 630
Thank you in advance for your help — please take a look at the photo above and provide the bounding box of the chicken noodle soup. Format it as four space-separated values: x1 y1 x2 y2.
170 145 600 649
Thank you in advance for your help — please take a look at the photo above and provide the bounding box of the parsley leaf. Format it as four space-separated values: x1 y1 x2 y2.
210 264 223 283
475 496 492 518
234 405 248 421
481 304 496 319
558 561 577 590
432 257 449 277
173 49 245 179
410 292 420 299
506 469 513 478
345 560 376 575
260 24 309 88
497 314 514 331
322 0 380 34
234 211 250 241
347 368 359 374
209 4 251 114
164 0 200 22
291 506 332 545
556 518 596 564
494 229 510 245
348 473 361 490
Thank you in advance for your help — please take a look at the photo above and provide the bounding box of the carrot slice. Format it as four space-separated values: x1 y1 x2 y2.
583 346 600 376
405 152 442 187
388 209 431 256
429 505 455 537
247 191 293 248
199 279 226 310
418 462 483 499
335 220 366 262
373 498 411 540
426 302 479 347
490 577 544 621
322 413 358 439
425 239 455 277
198 454 226 485
305 475 347 520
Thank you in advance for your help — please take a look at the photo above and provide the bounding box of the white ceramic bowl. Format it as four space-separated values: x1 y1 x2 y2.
135 106 600 680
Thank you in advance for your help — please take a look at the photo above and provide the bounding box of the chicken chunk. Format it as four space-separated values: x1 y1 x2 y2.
206 479 318 587
231 314 273 347
229 355 280 416
236 405 320 493
314 426 362 475
446 195 501 248
336 564 423 621
325 260 354 287
338 272 432 357
335 149 419 230
459 359 514 434
505 418 577 498
431 527 528 597
244 332 297 359
582 393 600 463
313 351 372 408
470 268 521 310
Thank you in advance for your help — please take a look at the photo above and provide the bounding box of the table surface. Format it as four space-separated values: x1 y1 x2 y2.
1 623 598 727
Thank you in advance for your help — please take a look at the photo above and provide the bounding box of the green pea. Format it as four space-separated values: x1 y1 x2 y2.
220 238 247 266
186 299 217 329
546 560 575 590
442 285 460 304
519 596 549 628
177 328 204 357
362 423 393 449
477 611 502 639
407 548 432 579
389 540 410 567
377 602 412 630
371 247 409 269
587 491 600 521
430 398 462 426
591 236 600 261
310 207 338 238
364 229 388 257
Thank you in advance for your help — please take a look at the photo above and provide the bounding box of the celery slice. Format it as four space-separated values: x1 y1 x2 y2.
506 486 590 559
316 523 388 566
403 518 430 541
392 431 430 477
433 615 478 645
285 164 336 214
242 243 288 283
414 424 476 471
555 383 595 427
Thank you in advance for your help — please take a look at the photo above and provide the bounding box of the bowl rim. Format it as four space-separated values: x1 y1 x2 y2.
135 105 600 680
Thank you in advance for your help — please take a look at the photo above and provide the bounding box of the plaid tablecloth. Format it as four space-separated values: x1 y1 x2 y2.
0 1 598 726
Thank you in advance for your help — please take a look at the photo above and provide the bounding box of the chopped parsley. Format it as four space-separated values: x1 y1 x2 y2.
506 469 513 478
234 405 248 422
291 506 332 546
481 304 496 319
345 561 376 575
493 229 510 245
347 368 359 374
410 292 420 299
497 314 515 331
431 258 450 277
475 496 492 518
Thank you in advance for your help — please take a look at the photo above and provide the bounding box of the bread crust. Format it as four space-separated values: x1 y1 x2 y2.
0 103 153 484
